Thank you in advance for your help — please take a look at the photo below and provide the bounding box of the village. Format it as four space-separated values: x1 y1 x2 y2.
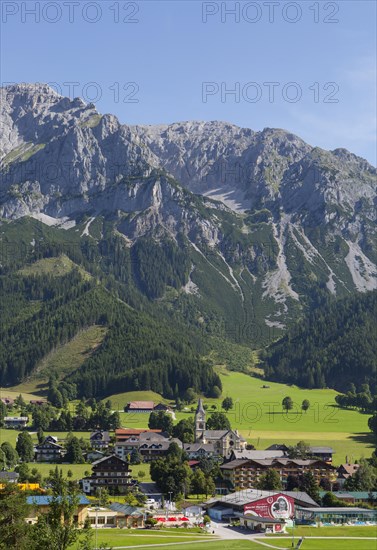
1 394 376 540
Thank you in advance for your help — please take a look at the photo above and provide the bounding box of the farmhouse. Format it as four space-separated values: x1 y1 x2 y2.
35 439 66 462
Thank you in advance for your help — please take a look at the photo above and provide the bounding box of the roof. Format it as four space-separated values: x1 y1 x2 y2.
221 459 250 470
300 506 376 513
204 430 246 442
115 428 162 437
92 454 128 466
109 503 144 517
36 441 64 450
27 495 90 506
127 401 155 410
183 443 216 452
309 446 334 454
231 450 286 460
205 489 319 508
138 482 163 496
0 471 19 480
90 431 110 441
266 444 289 451
337 463 360 474
239 514 285 524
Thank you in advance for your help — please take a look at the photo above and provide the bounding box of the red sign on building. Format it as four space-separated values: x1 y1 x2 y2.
244 493 294 520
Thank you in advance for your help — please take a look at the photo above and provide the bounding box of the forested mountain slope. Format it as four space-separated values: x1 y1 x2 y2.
263 290 377 392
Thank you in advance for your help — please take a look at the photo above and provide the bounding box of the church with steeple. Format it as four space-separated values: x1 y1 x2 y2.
194 398 246 458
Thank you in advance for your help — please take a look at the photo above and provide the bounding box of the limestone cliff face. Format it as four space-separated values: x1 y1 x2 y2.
1 84 376 327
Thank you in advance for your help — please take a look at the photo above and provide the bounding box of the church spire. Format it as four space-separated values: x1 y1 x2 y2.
196 398 205 414
195 398 206 442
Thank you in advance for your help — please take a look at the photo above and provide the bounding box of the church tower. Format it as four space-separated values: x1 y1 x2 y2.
195 398 206 442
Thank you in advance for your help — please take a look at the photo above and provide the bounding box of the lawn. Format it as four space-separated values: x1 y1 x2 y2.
262 538 377 550
72 529 217 548
284 525 377 537
23 462 91 479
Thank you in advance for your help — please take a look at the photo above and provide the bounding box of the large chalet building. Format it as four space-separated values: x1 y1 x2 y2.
221 457 337 490
81 455 135 495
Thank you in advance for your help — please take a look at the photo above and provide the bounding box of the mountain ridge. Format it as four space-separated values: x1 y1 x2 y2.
0 83 376 345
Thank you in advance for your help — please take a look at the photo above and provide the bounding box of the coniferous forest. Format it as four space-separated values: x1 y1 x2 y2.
263 290 377 393
0 219 221 399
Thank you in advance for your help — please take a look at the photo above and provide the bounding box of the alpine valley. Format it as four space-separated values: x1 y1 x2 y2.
0 83 376 398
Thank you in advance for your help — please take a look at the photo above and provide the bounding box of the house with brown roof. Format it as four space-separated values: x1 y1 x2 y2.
337 463 360 486
115 428 162 442
35 439 66 462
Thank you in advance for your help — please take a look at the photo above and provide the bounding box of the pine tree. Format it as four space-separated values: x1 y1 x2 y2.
16 432 34 462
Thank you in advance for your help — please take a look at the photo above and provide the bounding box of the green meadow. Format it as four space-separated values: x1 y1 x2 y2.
114 371 374 464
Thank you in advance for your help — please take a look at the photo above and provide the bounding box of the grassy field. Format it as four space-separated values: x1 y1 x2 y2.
17 254 87 278
262 539 377 550
108 391 170 411
284 525 377 537
22 461 91 479
117 371 373 464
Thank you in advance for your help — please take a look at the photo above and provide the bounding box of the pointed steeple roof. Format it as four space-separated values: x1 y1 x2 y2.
196 398 205 414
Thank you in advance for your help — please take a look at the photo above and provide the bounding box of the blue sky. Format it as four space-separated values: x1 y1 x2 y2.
1 1 376 164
